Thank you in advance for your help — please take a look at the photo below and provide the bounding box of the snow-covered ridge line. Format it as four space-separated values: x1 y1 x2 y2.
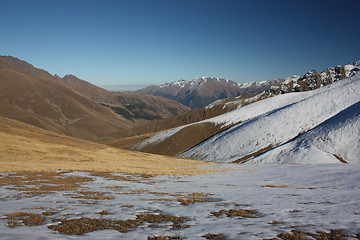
155 60 360 94
180 73 360 163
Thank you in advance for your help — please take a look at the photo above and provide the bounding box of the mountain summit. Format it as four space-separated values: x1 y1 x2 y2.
137 77 278 108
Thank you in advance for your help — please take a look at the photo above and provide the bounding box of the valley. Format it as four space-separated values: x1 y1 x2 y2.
0 56 359 239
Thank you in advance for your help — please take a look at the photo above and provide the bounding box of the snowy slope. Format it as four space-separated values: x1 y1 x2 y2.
180 74 360 163
1 165 360 239
247 101 360 164
131 90 313 152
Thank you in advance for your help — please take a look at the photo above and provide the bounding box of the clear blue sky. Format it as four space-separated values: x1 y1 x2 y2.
1 0 360 90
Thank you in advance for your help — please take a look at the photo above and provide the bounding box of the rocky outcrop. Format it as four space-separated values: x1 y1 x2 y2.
269 61 360 94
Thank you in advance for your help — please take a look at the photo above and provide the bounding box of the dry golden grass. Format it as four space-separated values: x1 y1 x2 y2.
210 209 258 218
5 212 46 227
177 192 216 206
0 171 93 198
0 117 215 175
103 133 156 149
65 191 115 200
202 233 225 239
48 213 190 235
261 184 291 188
147 235 182 240
269 229 359 240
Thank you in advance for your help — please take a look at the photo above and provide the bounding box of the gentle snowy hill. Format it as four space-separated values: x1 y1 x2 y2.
247 101 360 164
180 74 360 163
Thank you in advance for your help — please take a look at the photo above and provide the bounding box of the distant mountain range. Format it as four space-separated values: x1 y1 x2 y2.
136 77 280 109
136 62 360 109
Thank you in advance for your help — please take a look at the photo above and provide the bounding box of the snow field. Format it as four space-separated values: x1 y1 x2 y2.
0 165 359 239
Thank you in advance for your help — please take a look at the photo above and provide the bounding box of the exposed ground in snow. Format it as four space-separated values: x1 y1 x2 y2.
1 164 359 239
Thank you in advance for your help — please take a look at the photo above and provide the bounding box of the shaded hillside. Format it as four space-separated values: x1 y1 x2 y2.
0 116 210 175
0 56 132 140
60 74 190 122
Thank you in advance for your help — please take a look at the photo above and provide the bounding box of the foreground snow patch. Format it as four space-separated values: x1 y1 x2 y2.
0 165 359 239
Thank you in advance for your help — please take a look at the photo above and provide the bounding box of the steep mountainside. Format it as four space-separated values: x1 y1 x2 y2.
248 101 360 164
180 74 360 163
0 56 133 140
60 74 189 122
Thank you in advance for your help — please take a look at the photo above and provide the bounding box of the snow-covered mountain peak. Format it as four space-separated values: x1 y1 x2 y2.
192 77 230 83
159 79 188 88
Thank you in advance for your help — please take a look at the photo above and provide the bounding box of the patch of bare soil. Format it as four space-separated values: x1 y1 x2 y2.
265 229 360 240
210 209 258 218
90 172 155 183
48 213 190 235
202 233 226 239
333 154 348 164
0 171 93 198
147 235 182 240
177 192 218 206
139 122 228 156
232 145 274 163
96 210 111 215
261 184 291 188
5 212 46 228
268 221 283 225
65 190 115 200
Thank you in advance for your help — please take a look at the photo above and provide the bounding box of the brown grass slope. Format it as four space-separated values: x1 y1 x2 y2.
0 116 212 175
136 122 228 156
60 74 190 123
0 57 133 140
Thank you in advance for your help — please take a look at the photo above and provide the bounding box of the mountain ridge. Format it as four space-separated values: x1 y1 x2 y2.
0 56 190 140
59 74 190 122
136 61 360 109
131 61 360 165
136 76 281 109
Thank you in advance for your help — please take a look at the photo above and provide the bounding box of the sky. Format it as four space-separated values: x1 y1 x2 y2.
1 0 360 91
